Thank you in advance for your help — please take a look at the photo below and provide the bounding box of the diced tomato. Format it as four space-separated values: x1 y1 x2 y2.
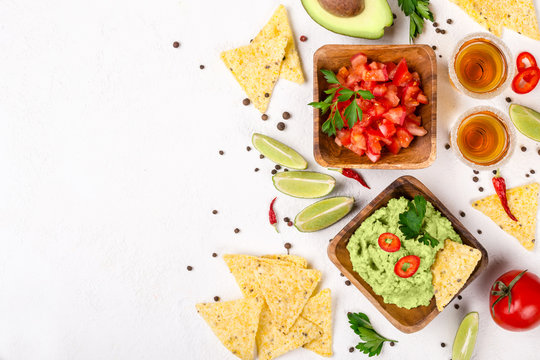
402 83 421 107
372 84 388 97
369 102 386 117
417 92 428 104
387 137 402 155
345 65 367 88
405 120 427 136
405 105 417 115
351 131 367 150
356 98 372 112
376 97 395 110
351 52 368 68
358 113 375 128
366 128 392 145
393 58 413 86
364 67 389 82
384 84 400 107
385 61 397 79
406 114 421 125
366 150 381 163
411 71 420 82
378 119 396 138
360 80 377 91
345 143 365 157
336 129 352 146
336 66 349 84
383 106 407 126
396 127 414 148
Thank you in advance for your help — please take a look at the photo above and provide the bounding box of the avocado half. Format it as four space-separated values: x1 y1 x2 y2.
301 0 394 39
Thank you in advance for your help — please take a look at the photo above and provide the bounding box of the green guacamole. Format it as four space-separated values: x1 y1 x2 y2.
347 197 461 309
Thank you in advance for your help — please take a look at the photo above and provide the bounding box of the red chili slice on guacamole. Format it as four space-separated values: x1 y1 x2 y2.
378 232 401 252
394 255 420 278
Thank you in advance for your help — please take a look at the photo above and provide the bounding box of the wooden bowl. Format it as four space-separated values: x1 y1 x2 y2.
327 176 488 333
313 45 437 169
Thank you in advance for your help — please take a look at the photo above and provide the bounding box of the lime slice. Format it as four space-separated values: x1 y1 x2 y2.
252 133 308 170
273 171 336 198
509 104 540 141
452 312 479 360
294 196 354 232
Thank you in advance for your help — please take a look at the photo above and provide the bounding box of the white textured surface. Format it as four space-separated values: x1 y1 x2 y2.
1 0 540 359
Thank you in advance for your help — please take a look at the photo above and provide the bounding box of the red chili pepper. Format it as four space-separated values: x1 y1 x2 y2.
512 66 540 94
332 168 370 189
492 169 518 222
269 197 279 232
516 52 537 73
378 232 401 252
394 255 420 278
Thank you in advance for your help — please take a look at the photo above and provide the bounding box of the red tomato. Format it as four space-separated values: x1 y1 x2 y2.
365 149 381 163
394 255 420 278
351 127 367 150
417 92 428 104
383 106 407 126
393 58 413 86
396 127 414 148
405 120 427 136
512 67 540 94
386 61 398 79
336 66 349 84
351 52 367 68
516 52 537 73
407 114 421 125
378 233 401 252
387 137 402 154
378 119 396 138
384 84 400 107
367 134 382 155
372 84 388 97
335 129 352 146
490 270 540 331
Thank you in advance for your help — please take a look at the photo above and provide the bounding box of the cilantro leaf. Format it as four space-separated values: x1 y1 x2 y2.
334 109 345 130
324 87 338 95
398 195 439 247
322 118 335 136
419 232 439 247
321 69 339 84
344 100 362 128
357 89 375 100
338 88 355 102
398 0 434 40
348 312 396 357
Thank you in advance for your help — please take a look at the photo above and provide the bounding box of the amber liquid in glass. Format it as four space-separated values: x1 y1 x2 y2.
457 111 509 165
454 39 507 93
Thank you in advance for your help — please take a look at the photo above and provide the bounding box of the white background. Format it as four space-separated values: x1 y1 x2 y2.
1 0 540 359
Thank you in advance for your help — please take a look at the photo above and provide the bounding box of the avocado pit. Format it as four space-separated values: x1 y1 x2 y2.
319 0 364 17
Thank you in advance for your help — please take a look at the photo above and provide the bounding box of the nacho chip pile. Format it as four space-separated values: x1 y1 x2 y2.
472 182 539 250
449 0 540 40
196 254 332 360
221 5 304 113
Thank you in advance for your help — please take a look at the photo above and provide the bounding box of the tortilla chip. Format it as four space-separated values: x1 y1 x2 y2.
301 289 333 357
223 254 302 298
449 0 540 39
253 5 304 84
257 303 322 360
472 183 539 250
261 254 307 268
431 240 482 311
196 297 263 360
255 260 321 334
221 36 287 113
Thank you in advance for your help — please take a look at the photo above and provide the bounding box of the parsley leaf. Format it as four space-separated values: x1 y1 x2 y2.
398 0 434 41
348 312 396 357
321 69 339 84
398 195 439 248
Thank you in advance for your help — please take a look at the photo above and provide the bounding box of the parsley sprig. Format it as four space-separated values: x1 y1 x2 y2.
398 195 439 247
348 312 397 357
309 69 374 137
398 0 434 41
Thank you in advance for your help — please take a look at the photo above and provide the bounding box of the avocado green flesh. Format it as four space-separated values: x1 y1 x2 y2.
301 0 393 39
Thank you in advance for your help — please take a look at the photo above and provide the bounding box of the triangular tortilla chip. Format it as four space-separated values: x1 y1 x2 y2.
261 254 307 268
449 0 540 39
257 303 322 360
472 183 539 250
301 289 333 357
255 260 321 334
221 36 287 113
431 240 482 311
196 297 263 360
223 254 304 298
253 5 304 84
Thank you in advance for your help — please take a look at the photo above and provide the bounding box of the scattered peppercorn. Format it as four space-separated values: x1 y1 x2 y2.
300 35 308 42
441 342 446 348
283 217 290 222
433 22 439 27
212 210 218 214
458 295 462 300
526 173 530 178
435 28 441 33
275 165 281 170
445 143 450 150
234 228 240 234
454 304 460 309
440 29 446 34
538 149 540 156
459 211 466 217
261 114 268 120
439 55 442 58
246 146 251 151
282 112 291 119
521 146 527 152
277 122 286 131
479 187 484 192
284 242 292 249
284 168 289 172
287 221 293 226
243 98 251 106
214 296 220 302
432 45 437 50
349 347 355 353
271 169 277 175
200 65 205 70
345 280 351 286
531 169 536 174
264 93 269 98
254 168 259 172
492 170 497 175
506 97 512 103
340 273 344 277
187 266 193 271
173 41 180 48
212 253 218 257
447 19 453 24
390 342 395 347
219 150 224 155
473 176 479 182
260 154 265 159
473 170 479 174
477 229 482 234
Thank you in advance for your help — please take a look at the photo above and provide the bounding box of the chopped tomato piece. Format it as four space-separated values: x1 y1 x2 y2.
393 58 413 86
367 134 382 155
383 106 407 126
364 68 389 82
336 129 352 146
387 137 402 154
405 120 427 136
384 84 400 107
351 127 367 150
336 66 349 84
351 52 368 68
360 80 376 91
385 61 397 79
411 71 421 82
378 233 401 252
365 150 381 163
345 143 365 156
369 102 386 117
378 119 396 138
394 255 420 278
407 114 421 125
372 84 388 97
396 127 414 148
417 92 428 104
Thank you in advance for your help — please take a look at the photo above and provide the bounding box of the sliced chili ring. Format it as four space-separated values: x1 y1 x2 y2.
394 255 420 278
378 232 401 252
516 52 537 73
512 67 540 94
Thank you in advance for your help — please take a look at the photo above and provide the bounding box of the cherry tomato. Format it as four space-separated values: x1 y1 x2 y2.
394 255 420 278
512 67 540 94
516 52 537 73
489 269 540 331
378 232 401 252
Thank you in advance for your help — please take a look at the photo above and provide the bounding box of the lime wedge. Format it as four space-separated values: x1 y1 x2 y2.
452 312 479 360
252 133 308 170
294 196 354 232
273 171 336 198
509 104 540 141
